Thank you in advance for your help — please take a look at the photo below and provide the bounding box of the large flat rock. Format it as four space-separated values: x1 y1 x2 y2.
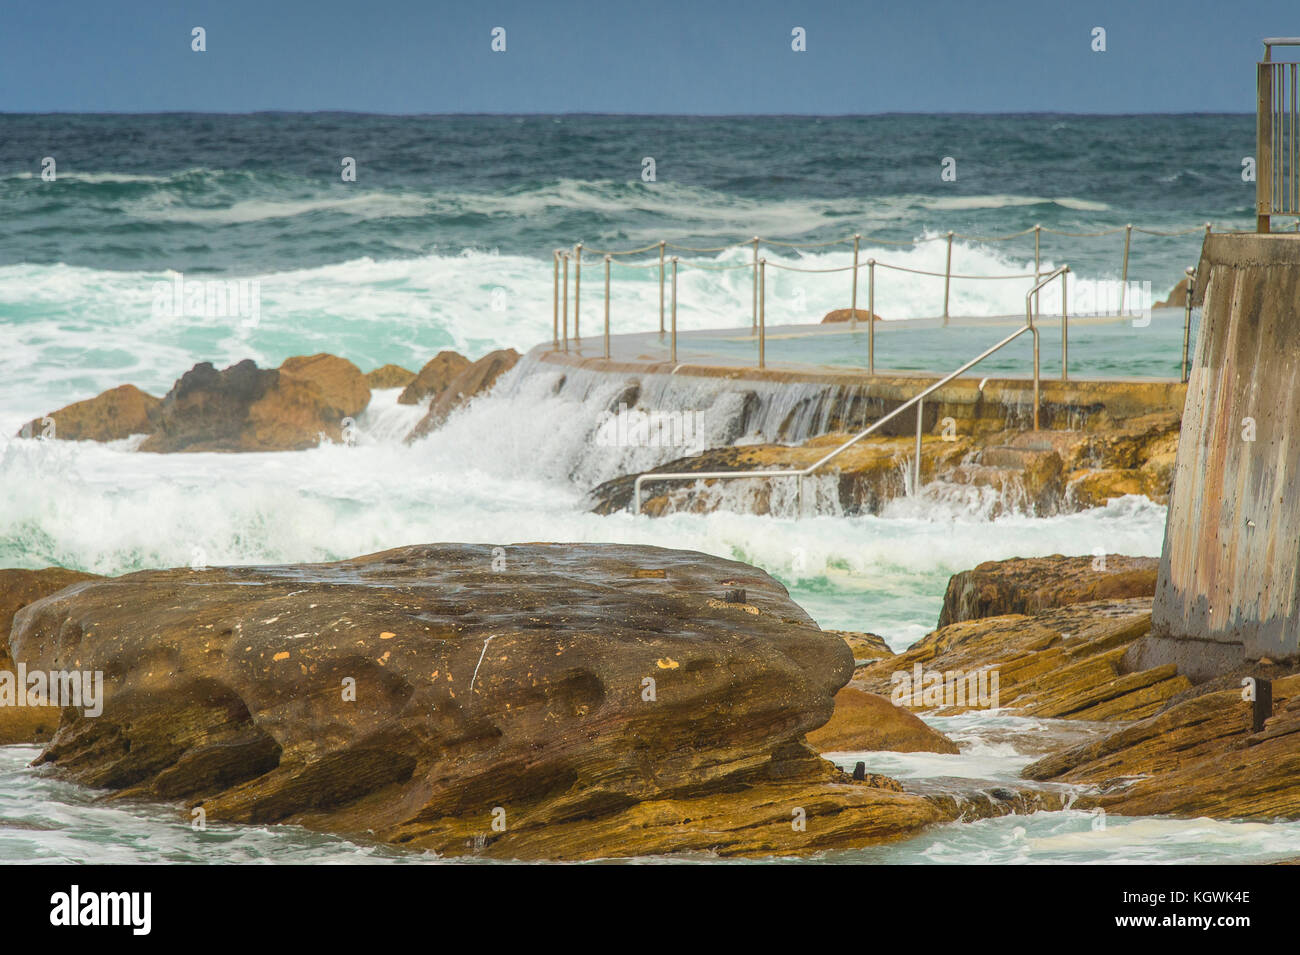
11 543 963 858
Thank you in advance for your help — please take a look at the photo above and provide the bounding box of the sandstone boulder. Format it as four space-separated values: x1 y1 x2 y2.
11 543 969 859
938 554 1160 628
406 349 520 441
365 364 417 389
18 385 160 442
140 354 370 452
806 687 960 754
397 351 471 405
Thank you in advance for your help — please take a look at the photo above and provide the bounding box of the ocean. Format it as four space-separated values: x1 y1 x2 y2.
2 112 1291 864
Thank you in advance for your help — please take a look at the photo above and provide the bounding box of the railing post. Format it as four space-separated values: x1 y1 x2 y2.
1182 266 1195 384
1062 267 1069 381
1259 57 1274 233
552 250 559 350
603 254 611 360
851 233 860 328
670 256 678 364
868 258 876 376
658 241 666 336
1119 224 1132 317
943 230 954 324
758 257 766 369
561 252 569 352
751 237 760 334
913 396 923 493
1033 224 1042 316
573 243 582 341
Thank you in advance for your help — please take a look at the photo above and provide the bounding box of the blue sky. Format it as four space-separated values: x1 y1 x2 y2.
1 0 1294 114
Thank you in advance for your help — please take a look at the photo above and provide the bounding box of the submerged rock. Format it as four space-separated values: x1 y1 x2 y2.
139 353 370 452
9 542 961 859
18 385 160 442
938 554 1159 628
406 348 520 441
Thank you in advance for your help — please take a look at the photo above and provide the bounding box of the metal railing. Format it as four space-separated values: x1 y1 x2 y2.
1258 38 1300 232
550 223 1208 371
631 267 1070 515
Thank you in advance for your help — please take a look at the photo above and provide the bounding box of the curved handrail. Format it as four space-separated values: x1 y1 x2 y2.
631 266 1070 515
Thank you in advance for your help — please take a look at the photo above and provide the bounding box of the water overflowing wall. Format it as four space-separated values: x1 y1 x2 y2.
1142 233 1300 679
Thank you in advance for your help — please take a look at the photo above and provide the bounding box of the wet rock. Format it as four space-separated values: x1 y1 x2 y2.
365 364 417 389
397 351 471 405
593 412 1180 518
1024 672 1300 821
938 554 1160 628
18 385 161 442
806 687 960 754
0 568 101 743
406 349 520 441
9 542 963 859
139 354 370 452
855 594 1189 722
828 630 894 664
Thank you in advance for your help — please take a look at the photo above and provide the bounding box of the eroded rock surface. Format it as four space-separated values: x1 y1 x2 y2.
938 554 1159 628
10 543 964 859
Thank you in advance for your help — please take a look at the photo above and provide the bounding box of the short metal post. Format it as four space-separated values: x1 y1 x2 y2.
603 254 611 360
758 258 766 369
658 241 666 336
1182 266 1195 383
1119 224 1132 316
573 242 582 341
868 259 876 376
913 396 923 493
943 230 954 324
1033 224 1042 316
670 256 678 364
1032 325 1040 431
1062 267 1069 381
851 234 860 328
1253 678 1274 733
561 252 569 352
552 250 559 350
751 237 760 334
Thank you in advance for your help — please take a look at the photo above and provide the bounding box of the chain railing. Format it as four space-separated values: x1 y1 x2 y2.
1258 38 1300 232
552 222 1209 376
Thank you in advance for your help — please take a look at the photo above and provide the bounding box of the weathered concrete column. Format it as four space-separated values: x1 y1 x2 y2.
1135 233 1300 680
